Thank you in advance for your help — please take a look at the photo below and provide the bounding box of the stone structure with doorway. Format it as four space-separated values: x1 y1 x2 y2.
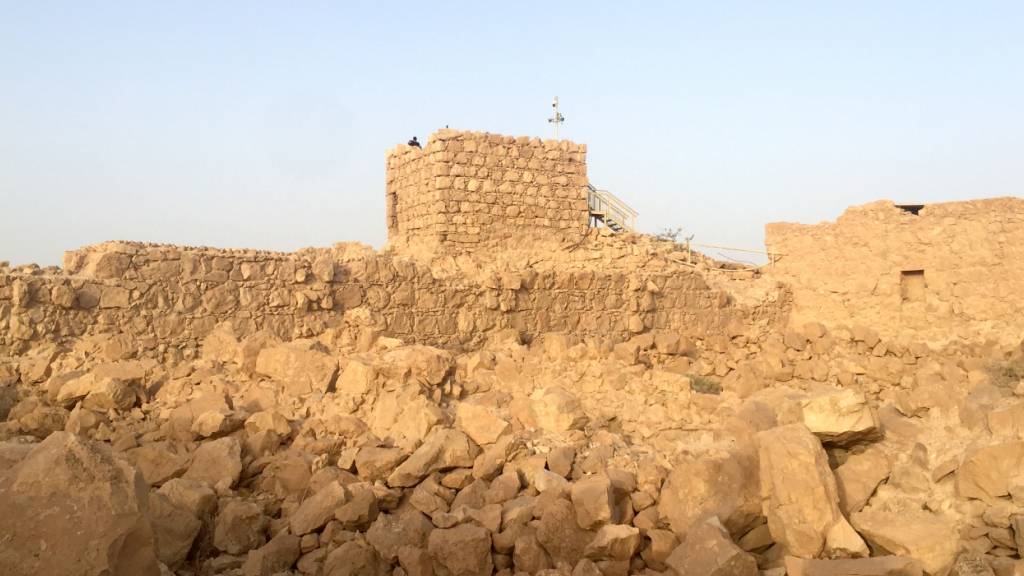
765 197 1024 345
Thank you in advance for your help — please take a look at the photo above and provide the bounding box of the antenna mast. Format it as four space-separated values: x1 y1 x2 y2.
548 96 565 139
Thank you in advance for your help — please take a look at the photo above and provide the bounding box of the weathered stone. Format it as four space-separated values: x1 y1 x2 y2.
149 491 202 568
185 436 242 491
356 446 407 481
584 524 641 561
290 480 349 535
427 524 493 576
514 530 552 573
126 441 191 486
388 429 480 487
834 446 892 515
851 508 958 576
255 342 339 395
664 516 758 576
0 432 160 576
802 388 881 445
658 447 761 538
456 401 509 446
323 539 388 576
571 475 615 529
757 423 867 558
242 532 301 576
536 497 593 566
335 482 380 530
157 477 218 520
530 387 588 433
214 500 268 555
366 510 434 563
957 442 1024 502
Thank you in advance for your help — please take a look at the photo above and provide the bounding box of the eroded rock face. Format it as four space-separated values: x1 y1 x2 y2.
0 432 160 576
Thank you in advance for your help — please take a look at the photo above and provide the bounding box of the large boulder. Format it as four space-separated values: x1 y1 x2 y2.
530 387 588 433
387 429 480 487
427 524 493 576
184 436 243 491
379 345 453 387
956 441 1024 502
148 492 202 568
290 480 349 535
757 423 867 558
801 389 881 446
536 497 594 566
0 432 160 576
851 509 958 576
456 401 509 446
571 475 615 529
664 516 758 576
658 446 761 539
255 342 339 395
834 446 892 515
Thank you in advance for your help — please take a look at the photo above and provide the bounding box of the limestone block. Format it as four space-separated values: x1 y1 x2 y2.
664 516 758 576
427 524 492 576
658 447 761 539
571 475 615 529
851 509 958 576
757 423 867 558
801 388 881 446
834 446 892 515
957 441 1024 501
0 432 161 576
255 342 339 396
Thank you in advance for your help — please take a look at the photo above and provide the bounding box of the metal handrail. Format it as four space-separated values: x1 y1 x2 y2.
587 184 637 231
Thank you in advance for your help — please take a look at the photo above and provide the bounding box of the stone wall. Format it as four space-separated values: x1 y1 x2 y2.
386 129 591 249
765 197 1024 346
0 241 748 357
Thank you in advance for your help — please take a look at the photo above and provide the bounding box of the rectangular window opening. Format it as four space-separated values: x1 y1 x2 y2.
901 270 926 302
897 204 924 215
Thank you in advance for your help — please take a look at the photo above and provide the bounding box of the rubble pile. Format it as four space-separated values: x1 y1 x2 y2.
2 309 1024 576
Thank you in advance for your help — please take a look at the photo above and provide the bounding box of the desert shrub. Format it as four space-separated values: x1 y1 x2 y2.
988 356 1024 389
688 374 722 395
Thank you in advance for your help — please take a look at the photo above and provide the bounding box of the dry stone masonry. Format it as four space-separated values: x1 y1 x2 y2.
766 198 1024 347
387 129 590 249
1 129 1023 576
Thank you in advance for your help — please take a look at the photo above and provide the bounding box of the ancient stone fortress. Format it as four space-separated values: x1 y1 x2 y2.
1 129 1023 576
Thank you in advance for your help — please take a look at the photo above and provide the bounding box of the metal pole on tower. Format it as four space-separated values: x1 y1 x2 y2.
548 96 565 139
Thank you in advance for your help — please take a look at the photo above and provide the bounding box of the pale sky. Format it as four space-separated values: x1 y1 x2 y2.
2 1 1022 266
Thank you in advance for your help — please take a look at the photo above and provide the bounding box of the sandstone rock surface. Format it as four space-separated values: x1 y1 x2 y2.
0 432 160 576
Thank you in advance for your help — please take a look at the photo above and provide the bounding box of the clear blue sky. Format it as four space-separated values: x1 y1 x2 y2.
2 1 1022 266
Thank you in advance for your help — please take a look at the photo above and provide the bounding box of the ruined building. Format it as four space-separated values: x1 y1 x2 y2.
766 197 1024 346
2 129 1024 576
